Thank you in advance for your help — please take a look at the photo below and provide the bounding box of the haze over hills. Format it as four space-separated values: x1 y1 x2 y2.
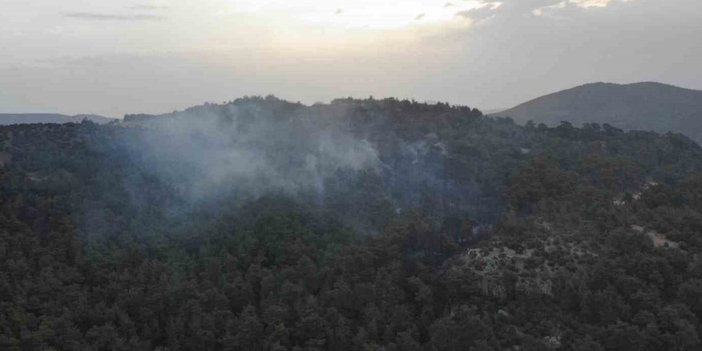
3 96 702 350
495 82 702 142
0 113 114 125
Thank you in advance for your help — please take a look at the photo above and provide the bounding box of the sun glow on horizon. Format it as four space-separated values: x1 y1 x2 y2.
215 0 502 31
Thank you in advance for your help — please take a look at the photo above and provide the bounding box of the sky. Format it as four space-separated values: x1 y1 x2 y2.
1 0 701 117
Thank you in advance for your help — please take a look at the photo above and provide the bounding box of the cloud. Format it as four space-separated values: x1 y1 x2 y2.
532 1 567 16
126 5 168 11
570 0 613 8
455 2 503 22
64 12 166 21
532 0 633 16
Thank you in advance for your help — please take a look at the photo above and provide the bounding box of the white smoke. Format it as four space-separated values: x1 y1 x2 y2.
126 99 381 204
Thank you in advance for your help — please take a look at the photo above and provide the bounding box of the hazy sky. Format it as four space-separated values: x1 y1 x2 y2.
1 0 701 117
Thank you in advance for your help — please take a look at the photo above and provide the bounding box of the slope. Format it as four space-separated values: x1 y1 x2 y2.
496 82 702 142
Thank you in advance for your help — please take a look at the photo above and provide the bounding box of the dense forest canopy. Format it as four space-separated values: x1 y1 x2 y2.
1 96 702 350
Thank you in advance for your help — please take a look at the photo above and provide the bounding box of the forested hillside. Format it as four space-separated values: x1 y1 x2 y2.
1 96 702 351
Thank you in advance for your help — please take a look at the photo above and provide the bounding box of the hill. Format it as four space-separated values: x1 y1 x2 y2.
495 82 702 142
0 113 114 125
1 96 702 350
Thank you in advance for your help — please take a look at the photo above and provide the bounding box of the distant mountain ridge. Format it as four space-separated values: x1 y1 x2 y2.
0 113 114 125
495 82 702 142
